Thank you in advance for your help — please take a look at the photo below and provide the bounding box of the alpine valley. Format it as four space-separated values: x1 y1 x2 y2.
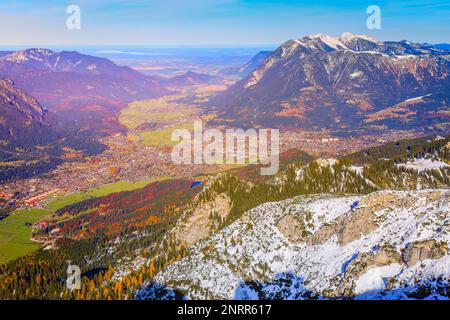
0 32 449 301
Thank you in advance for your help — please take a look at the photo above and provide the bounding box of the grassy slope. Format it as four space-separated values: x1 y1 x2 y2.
0 209 49 264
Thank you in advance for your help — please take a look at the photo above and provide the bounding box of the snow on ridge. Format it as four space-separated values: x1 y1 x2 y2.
308 33 348 50
338 32 381 45
350 165 364 175
350 71 363 79
397 158 449 172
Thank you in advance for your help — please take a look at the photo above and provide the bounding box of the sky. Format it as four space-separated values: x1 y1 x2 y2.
0 0 449 47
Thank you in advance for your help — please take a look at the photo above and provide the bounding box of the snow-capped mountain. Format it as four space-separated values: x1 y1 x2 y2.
137 189 450 300
1 48 149 77
0 48 166 98
211 33 450 133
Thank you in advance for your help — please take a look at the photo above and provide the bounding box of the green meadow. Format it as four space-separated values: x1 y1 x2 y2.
119 97 196 131
140 123 194 147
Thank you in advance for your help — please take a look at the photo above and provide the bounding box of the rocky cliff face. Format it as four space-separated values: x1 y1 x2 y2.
211 33 450 133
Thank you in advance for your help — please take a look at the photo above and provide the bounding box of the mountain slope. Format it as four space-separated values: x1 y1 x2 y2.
34 179 200 242
0 49 168 133
131 137 449 300
0 137 449 299
210 33 450 133
238 50 272 77
138 189 450 300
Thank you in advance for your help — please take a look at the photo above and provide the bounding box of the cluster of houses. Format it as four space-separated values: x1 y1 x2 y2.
0 191 13 200
23 188 62 207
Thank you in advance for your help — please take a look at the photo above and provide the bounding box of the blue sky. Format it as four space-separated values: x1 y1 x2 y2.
0 0 449 46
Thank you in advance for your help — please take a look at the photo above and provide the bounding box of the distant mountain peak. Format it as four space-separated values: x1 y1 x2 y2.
165 70 217 86
288 32 382 53
3 48 54 63
24 48 54 56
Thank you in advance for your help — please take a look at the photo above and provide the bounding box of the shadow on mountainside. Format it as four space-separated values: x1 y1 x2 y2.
135 272 450 300
135 282 186 300
234 272 450 300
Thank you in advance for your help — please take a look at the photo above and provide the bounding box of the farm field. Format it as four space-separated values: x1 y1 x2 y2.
139 123 194 146
0 209 50 264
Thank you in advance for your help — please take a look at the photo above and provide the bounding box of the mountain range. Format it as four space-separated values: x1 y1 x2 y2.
0 49 168 134
210 33 450 134
1 36 450 301
434 44 450 51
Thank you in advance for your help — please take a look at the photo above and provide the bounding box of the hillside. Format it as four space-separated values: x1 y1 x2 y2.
342 135 450 165
133 137 449 300
210 33 450 134
34 179 200 242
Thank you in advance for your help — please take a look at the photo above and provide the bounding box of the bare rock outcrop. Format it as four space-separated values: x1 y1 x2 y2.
175 194 231 246
402 239 448 267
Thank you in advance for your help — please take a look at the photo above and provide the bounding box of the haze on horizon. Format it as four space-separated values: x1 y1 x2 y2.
0 0 449 48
